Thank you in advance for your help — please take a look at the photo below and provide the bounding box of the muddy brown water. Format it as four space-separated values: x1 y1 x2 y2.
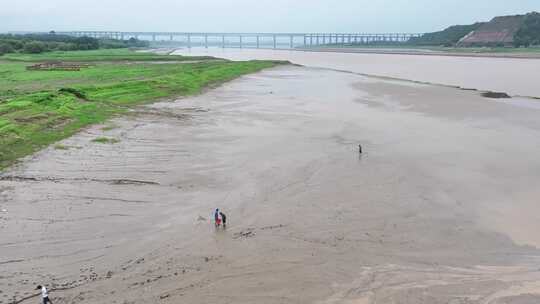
176 48 540 98
2 55 540 303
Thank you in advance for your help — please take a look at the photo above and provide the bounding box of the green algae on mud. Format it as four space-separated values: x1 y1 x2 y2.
91 137 120 144
0 49 283 170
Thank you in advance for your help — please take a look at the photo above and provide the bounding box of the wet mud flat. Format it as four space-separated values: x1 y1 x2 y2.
2 66 540 303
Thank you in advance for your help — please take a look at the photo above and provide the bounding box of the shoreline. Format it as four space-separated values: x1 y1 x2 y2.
297 47 540 59
0 49 282 171
179 46 540 60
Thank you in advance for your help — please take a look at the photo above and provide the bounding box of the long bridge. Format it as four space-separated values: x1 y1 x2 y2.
55 31 424 49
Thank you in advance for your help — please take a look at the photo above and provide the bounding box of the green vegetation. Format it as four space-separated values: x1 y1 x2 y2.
432 46 540 53
0 49 281 169
101 123 119 131
0 34 99 56
0 33 149 56
53 144 69 150
91 137 120 144
53 144 80 150
98 37 149 49
2 48 212 62
408 23 484 46
514 12 540 47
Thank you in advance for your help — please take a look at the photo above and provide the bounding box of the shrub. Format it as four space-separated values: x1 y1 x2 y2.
23 41 47 54
0 42 14 55
514 12 540 47
74 36 100 50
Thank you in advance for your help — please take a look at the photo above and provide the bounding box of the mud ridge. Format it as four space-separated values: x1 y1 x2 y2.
0 175 159 186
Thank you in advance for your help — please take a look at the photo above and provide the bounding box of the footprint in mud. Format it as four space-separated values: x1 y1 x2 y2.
233 228 256 239
203 255 222 263
178 107 210 113
260 224 285 230
232 225 286 239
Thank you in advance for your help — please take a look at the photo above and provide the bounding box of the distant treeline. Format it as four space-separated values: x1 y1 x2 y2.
514 12 540 47
0 33 149 56
407 23 484 47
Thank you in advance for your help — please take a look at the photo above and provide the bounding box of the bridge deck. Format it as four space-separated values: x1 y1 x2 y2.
55 31 424 49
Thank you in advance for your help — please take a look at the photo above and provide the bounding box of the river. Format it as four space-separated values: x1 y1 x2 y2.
175 48 540 98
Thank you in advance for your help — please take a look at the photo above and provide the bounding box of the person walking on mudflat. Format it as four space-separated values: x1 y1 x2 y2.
36 285 52 304
214 208 221 227
219 211 227 228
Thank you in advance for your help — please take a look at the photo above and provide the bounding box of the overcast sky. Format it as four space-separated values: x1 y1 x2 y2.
2 0 538 33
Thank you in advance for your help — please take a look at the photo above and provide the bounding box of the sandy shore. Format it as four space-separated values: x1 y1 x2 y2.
2 65 540 303
303 47 540 59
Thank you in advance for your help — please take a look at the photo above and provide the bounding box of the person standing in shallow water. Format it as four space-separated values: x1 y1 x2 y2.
214 208 221 227
219 211 227 228
36 285 52 304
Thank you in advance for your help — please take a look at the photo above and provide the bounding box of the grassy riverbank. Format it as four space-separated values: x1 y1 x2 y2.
0 49 281 169
2 48 214 62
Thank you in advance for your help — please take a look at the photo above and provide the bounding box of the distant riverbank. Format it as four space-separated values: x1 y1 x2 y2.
300 46 540 59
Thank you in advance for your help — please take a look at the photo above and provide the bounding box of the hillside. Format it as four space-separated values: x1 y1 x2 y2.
514 12 540 46
457 14 525 46
410 11 539 47
408 23 484 46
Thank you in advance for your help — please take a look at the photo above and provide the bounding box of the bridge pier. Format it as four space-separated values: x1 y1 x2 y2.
205 34 208 48
187 34 191 48
239 35 243 48
273 35 276 49
256 36 260 48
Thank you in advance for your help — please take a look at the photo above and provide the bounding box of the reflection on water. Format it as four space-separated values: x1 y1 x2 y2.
174 48 540 98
